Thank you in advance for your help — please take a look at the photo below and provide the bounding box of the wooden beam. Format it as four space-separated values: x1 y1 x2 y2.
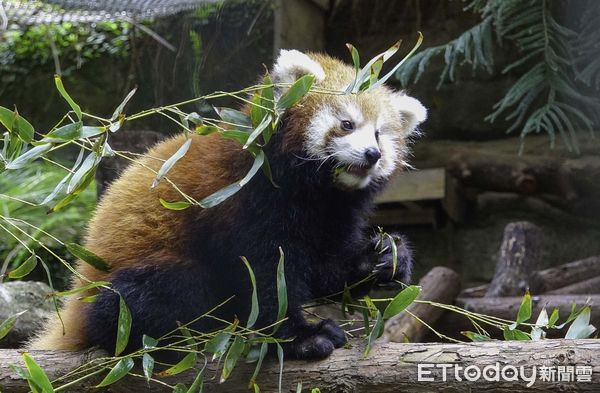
2 340 600 392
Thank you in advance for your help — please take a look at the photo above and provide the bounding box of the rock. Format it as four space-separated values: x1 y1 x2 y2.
0 281 54 348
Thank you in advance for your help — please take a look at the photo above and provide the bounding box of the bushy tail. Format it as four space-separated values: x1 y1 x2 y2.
26 297 88 351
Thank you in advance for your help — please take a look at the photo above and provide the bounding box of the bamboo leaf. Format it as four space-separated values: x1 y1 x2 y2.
274 247 287 333
0 311 27 340
276 75 315 110
220 336 245 383
243 115 272 149
40 121 83 143
152 138 192 188
199 150 264 208
143 334 158 349
364 310 383 357
216 108 252 129
462 331 493 342
8 254 38 279
142 353 154 382
22 353 54 393
115 296 132 356
96 357 134 387
241 257 259 328
51 281 110 297
159 198 191 211
54 75 81 120
565 306 596 339
5 144 52 170
111 87 137 120
66 243 110 272
248 342 268 389
382 285 420 319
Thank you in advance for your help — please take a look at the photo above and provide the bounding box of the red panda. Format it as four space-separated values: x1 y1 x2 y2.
28 50 426 359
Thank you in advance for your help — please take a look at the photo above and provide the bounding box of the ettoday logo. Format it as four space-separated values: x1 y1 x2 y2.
417 363 593 387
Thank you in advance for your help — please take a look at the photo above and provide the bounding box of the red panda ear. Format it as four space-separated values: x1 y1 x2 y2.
272 49 326 84
391 92 427 133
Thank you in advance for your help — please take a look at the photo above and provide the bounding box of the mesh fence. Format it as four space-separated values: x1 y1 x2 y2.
1 0 216 25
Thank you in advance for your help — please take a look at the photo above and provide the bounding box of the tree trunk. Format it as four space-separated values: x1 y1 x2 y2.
485 222 543 297
2 340 599 392
383 266 461 343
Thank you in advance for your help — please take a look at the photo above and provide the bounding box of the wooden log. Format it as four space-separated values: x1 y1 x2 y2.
485 222 543 297
545 276 600 295
2 340 600 392
460 256 600 298
383 266 461 343
531 256 600 294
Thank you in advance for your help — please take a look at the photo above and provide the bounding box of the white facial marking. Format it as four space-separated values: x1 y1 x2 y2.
272 49 326 84
306 105 338 157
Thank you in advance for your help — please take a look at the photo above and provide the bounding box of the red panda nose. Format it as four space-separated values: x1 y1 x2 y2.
364 148 381 166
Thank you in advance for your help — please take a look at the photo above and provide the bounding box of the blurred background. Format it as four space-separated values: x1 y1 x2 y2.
1 0 599 293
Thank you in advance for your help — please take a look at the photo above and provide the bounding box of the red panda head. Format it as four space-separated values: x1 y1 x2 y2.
271 49 427 190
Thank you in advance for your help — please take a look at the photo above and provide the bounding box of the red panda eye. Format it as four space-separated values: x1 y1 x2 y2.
341 120 354 131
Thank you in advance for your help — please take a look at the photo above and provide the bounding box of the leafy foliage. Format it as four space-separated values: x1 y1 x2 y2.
0 21 130 80
396 0 600 152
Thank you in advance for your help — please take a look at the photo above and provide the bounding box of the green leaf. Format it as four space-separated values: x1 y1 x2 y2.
5 144 52 170
22 353 54 393
515 291 532 325
199 150 265 208
349 40 401 93
111 87 137 120
274 247 287 333
12 109 35 143
40 121 82 143
241 257 259 328
368 32 424 91
78 294 100 303
142 353 154 382
503 327 530 340
67 152 99 194
216 108 252 129
54 75 82 120
548 308 560 327
158 352 197 377
159 198 191 211
115 296 132 356
220 130 251 145
243 115 272 150
383 285 420 319
96 357 134 387
276 75 315 110
276 342 284 393
66 243 110 272
565 306 596 339
0 311 27 340
8 254 38 279
0 106 14 132
364 310 384 357
152 138 192 188
462 331 493 342
205 331 232 360
195 125 219 135
173 383 188 393
51 281 110 297
143 334 158 349
220 336 245 383
186 364 206 393
248 342 268 389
